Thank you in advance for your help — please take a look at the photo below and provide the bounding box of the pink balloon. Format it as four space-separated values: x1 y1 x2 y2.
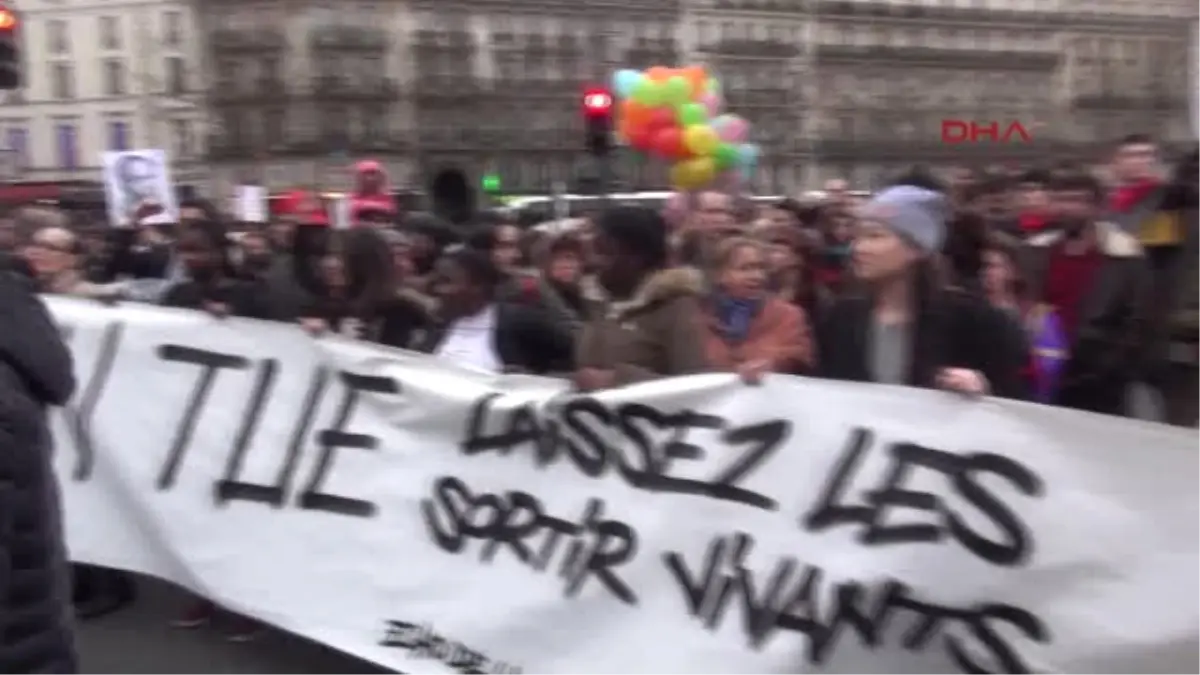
699 92 721 117
715 115 749 143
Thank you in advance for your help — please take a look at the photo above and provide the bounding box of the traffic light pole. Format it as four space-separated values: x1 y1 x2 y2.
0 5 22 91
582 88 615 210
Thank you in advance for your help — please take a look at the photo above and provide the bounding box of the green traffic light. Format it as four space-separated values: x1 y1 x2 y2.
481 174 501 193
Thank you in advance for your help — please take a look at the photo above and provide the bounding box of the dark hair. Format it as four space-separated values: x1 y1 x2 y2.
890 165 945 192
1048 169 1103 202
292 227 394 315
1162 147 1199 210
465 222 521 254
596 206 669 270
942 212 987 290
547 231 584 258
982 234 1028 300
178 197 222 223
476 209 511 228
785 236 823 322
795 201 825 228
1017 167 1050 186
338 227 396 315
771 198 805 226
178 220 236 278
465 227 495 253
1118 133 1154 147
970 169 1011 198
442 245 503 292
404 211 459 249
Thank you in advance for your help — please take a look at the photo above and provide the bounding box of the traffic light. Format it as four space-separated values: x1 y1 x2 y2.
481 173 501 194
0 6 20 90
582 87 613 157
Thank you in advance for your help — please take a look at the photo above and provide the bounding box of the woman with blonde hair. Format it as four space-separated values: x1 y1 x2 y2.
702 236 815 382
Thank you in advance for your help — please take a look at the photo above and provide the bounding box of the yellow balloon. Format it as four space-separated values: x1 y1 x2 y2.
683 125 720 156
668 162 696 190
670 157 716 190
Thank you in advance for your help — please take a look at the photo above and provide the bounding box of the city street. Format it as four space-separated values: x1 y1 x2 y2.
79 574 390 674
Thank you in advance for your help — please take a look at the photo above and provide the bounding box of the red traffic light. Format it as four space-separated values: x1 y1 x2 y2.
0 9 16 31
582 88 613 116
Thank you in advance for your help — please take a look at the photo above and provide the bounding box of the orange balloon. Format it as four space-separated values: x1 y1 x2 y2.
645 66 674 83
681 66 708 96
620 99 651 129
617 115 635 143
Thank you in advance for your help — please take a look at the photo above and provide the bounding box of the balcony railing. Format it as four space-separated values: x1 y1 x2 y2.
311 76 401 100
309 26 388 51
209 29 286 52
210 78 289 104
208 130 411 159
814 45 1060 71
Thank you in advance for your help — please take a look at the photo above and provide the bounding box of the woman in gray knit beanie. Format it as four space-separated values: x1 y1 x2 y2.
813 184 1029 399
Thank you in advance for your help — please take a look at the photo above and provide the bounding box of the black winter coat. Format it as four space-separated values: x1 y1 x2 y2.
160 277 269 319
0 273 78 673
417 301 574 375
817 288 1029 400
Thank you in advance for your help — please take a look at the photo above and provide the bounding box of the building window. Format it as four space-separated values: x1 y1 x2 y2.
48 20 70 55
262 109 285 148
163 11 183 47
171 119 191 158
51 63 75 100
108 120 129 151
363 106 385 141
103 59 126 96
6 127 26 168
260 57 280 82
99 16 121 50
165 57 187 95
321 106 348 147
56 123 77 170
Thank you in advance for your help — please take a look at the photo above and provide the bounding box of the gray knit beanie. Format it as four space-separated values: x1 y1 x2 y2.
863 185 947 255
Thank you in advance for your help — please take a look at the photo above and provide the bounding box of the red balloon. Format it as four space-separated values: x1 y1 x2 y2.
645 108 676 134
652 127 687 159
629 127 654 152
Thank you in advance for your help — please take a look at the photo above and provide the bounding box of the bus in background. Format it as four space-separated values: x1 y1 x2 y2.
500 191 794 228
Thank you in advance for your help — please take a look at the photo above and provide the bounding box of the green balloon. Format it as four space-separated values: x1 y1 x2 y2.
664 76 691 105
632 79 664 106
677 102 707 126
706 77 722 97
714 143 739 169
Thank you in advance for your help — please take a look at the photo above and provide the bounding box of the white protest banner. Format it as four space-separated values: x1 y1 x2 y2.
47 297 1199 674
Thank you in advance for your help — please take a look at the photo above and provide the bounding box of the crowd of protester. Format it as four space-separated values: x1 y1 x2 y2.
0 135 1196 660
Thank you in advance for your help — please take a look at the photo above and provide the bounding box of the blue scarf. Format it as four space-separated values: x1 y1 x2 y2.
714 294 760 344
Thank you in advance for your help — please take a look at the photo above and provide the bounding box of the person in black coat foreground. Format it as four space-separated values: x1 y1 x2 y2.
817 185 1028 399
419 245 574 374
0 271 79 673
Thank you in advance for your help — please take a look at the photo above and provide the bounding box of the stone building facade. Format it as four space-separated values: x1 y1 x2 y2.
197 0 1197 196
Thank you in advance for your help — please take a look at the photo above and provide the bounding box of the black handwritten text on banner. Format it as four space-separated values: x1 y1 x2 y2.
47 298 1199 674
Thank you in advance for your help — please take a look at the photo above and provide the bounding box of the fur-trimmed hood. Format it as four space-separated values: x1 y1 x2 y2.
607 266 705 320
1027 221 1143 258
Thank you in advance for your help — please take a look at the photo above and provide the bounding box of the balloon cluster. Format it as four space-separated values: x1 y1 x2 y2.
612 65 760 191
